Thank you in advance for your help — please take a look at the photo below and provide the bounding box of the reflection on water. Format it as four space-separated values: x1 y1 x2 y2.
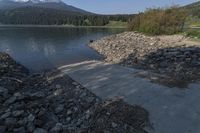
0 27 124 72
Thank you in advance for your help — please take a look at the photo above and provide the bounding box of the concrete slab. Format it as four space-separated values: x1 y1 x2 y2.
59 60 200 133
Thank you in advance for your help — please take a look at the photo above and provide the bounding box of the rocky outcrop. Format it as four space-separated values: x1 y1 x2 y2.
0 52 150 133
89 32 200 86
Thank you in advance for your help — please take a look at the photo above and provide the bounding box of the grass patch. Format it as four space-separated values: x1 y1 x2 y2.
185 29 200 40
105 21 127 28
189 22 200 28
128 7 186 35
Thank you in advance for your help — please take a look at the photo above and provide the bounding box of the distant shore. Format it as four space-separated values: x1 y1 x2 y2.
0 24 127 29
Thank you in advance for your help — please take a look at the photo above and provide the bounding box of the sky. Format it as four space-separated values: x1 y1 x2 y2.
64 0 198 14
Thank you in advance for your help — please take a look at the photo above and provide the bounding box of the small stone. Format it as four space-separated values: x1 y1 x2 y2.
5 117 17 126
4 96 16 105
86 97 94 103
0 112 11 119
14 92 24 100
50 123 63 133
12 110 24 117
43 121 56 131
27 122 35 132
13 127 26 133
53 89 63 96
55 105 64 114
55 84 61 89
159 61 168 68
72 82 78 86
17 119 26 126
33 128 47 133
34 119 44 127
66 117 71 122
67 110 72 115
28 114 35 122
73 107 78 112
85 113 90 120
80 92 87 98
0 126 6 133
38 108 46 116
112 122 117 128
31 92 45 99
0 87 8 98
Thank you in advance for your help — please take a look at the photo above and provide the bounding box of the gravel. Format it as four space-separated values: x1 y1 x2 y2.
89 31 200 87
0 52 150 133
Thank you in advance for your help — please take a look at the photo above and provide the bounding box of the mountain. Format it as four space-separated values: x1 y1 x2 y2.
184 1 200 9
0 0 32 9
0 0 91 14
183 1 200 17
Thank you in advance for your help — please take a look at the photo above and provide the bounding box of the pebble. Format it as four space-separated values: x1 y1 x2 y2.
12 110 24 117
13 127 26 133
4 96 16 105
0 112 11 119
50 123 63 133
55 105 64 114
28 114 35 122
33 128 47 133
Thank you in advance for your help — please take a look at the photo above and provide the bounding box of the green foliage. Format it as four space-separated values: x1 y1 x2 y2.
184 16 200 28
105 21 127 28
186 29 200 39
128 7 187 35
183 1 200 18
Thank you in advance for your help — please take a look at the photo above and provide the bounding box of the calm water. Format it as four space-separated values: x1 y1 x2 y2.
0 27 124 71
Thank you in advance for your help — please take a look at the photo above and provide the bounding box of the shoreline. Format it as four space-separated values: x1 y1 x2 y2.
89 31 200 87
0 24 127 29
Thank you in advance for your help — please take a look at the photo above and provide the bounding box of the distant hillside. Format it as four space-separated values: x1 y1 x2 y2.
183 1 200 17
0 0 134 26
0 0 132 26
0 6 87 25
0 0 91 14
32 2 92 14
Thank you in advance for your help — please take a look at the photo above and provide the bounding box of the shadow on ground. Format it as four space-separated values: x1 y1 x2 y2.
120 46 200 88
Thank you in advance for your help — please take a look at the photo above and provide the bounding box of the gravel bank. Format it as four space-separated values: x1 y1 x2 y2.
0 53 149 133
89 32 200 86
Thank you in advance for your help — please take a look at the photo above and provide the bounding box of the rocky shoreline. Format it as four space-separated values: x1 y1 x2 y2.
89 32 200 87
0 53 150 133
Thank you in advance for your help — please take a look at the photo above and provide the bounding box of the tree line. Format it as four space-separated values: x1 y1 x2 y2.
0 7 133 26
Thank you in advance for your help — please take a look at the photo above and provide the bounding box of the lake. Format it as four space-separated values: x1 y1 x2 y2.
0 26 124 72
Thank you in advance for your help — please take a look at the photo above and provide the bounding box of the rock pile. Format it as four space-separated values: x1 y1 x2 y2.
89 32 200 85
0 52 150 133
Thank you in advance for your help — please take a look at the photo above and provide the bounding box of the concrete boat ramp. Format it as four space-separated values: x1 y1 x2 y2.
59 60 200 133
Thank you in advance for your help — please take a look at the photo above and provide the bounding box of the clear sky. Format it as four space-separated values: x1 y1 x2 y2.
64 0 198 14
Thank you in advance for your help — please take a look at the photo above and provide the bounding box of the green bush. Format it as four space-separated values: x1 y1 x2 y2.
186 30 200 39
128 7 187 35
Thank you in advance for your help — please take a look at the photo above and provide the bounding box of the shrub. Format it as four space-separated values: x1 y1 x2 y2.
128 7 187 35
186 30 200 39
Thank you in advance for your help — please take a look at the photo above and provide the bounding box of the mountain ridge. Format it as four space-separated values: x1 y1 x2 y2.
0 0 92 14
